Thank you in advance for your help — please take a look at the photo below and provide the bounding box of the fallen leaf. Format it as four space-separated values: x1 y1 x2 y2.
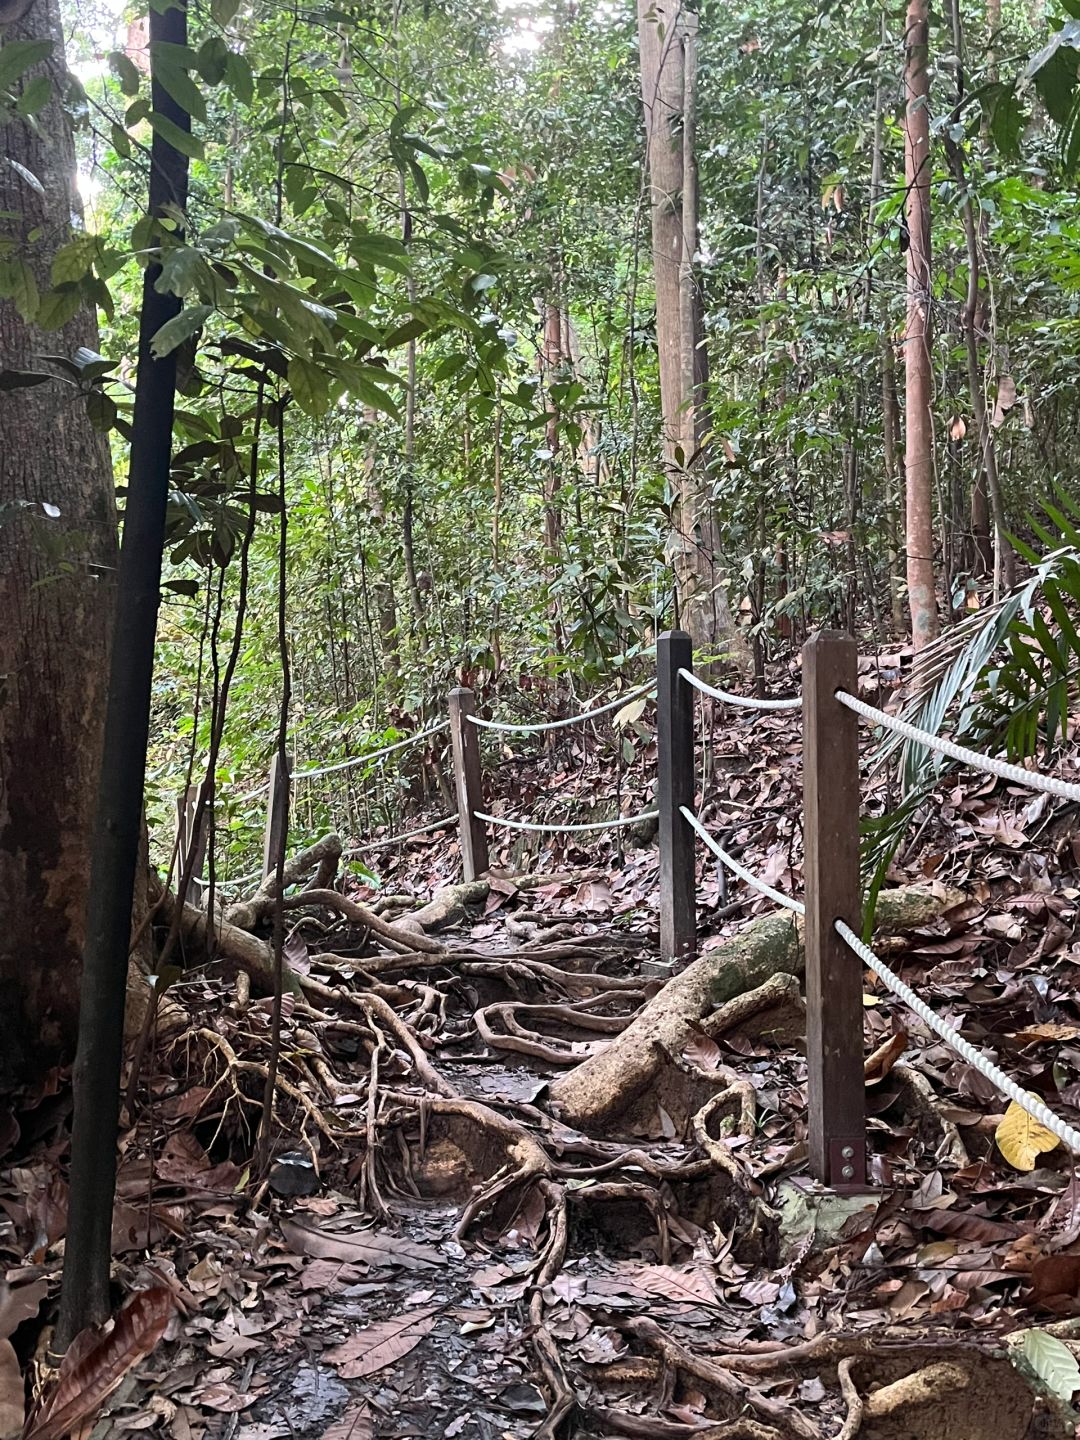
0 1339 22 1440
26 1287 173 1440
321 1404 374 1440
0 1279 48 1340
1014 1024 1080 1044
280 1218 441 1269
1013 1329 1080 1401
1031 1254 1080 1304
682 1033 722 1071
996 1101 1061 1172
325 1306 439 1379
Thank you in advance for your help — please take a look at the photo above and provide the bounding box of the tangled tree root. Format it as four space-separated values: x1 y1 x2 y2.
548 885 963 1132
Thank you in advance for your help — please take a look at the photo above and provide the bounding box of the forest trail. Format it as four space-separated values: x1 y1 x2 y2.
9 673 1080 1440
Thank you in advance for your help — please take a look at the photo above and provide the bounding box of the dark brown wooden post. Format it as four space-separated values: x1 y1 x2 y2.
262 750 292 880
657 630 696 964
449 688 489 882
803 630 866 1189
176 780 210 907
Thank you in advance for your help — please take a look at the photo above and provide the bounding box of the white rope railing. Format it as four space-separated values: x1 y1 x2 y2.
680 806 805 916
343 814 458 855
835 690 1080 804
835 920 1080 1155
475 808 658 835
466 683 655 735
679 669 802 712
293 722 449 781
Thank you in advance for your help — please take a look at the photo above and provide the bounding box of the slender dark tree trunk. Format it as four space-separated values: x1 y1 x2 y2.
56 0 190 1347
0 0 118 1094
903 0 939 649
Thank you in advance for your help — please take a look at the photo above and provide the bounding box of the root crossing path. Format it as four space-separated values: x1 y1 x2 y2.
5 837 1076 1440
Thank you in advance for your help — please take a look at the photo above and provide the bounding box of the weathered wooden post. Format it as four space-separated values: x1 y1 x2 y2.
175 780 210 907
657 630 696 965
803 630 866 1188
449 688 489 882
262 750 292 880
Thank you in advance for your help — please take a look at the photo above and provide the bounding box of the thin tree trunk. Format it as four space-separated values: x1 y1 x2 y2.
903 0 939 649
637 0 733 653
946 0 1013 595
57 0 191 1345
0 0 118 1093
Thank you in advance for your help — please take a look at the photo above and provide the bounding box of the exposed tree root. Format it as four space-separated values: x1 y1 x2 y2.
549 885 963 1131
223 832 343 928
616 1316 821 1440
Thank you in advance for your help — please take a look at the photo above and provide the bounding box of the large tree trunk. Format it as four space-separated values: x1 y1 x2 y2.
0 0 117 1094
637 0 736 654
902 0 939 651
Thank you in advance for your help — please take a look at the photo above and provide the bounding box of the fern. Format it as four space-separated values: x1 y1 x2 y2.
861 503 1080 928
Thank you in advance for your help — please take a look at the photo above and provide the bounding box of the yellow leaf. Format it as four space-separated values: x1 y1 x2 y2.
995 1100 1060 1171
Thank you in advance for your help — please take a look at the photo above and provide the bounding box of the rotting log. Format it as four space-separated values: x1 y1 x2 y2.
547 885 964 1131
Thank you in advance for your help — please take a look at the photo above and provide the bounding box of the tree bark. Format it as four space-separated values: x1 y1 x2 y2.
637 0 735 653
0 0 117 1094
902 0 939 650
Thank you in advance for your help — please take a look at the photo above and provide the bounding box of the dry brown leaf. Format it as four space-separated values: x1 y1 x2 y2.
1014 1024 1080 1044
325 1306 439 1379
322 1404 374 1440
0 1338 22 1440
280 1218 441 1269
616 1264 718 1307
0 1279 47 1341
682 1033 722 1071
991 373 1017 428
26 1287 173 1440
996 1100 1061 1172
864 1031 907 1085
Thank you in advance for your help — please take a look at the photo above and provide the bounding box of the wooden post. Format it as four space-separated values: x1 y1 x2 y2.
657 630 696 964
262 750 292 880
449 688 488 882
175 780 210 907
803 630 866 1189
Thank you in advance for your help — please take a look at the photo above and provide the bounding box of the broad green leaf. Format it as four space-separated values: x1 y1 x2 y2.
223 52 253 105
15 74 51 116
0 259 40 321
51 235 97 286
0 369 51 391
109 51 141 96
147 111 204 160
288 356 331 417
35 285 81 330
151 45 207 122
1015 1330 1080 1403
150 303 212 358
0 38 52 93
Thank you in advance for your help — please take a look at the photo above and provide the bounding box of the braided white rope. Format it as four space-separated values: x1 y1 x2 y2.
678 668 802 712
680 806 806 915
835 920 1080 1155
294 722 449 781
343 814 458 855
466 683 655 734
474 808 658 835
835 690 1080 804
